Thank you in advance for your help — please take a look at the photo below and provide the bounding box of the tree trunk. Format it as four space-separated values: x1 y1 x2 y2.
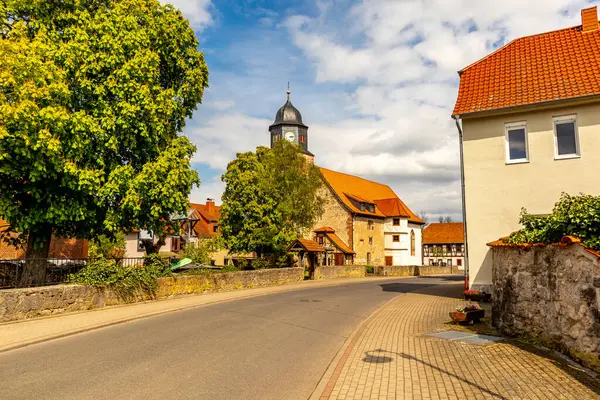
143 231 168 255
19 230 52 287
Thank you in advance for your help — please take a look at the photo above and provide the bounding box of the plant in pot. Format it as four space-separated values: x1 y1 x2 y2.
463 289 491 302
450 303 485 324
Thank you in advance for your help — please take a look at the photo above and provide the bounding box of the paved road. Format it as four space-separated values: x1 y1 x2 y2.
0 275 461 400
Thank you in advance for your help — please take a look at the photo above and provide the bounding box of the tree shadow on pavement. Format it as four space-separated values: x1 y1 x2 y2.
362 349 508 399
507 339 600 395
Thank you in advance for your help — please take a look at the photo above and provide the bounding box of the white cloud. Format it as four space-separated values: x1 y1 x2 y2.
161 0 212 31
187 0 599 217
187 113 271 170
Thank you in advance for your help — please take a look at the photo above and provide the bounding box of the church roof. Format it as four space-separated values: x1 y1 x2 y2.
319 168 424 224
270 91 307 128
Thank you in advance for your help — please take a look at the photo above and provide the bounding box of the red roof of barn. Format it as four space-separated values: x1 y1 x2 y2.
423 223 464 244
453 8 600 116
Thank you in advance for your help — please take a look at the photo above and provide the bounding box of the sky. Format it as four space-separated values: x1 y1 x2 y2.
163 0 598 222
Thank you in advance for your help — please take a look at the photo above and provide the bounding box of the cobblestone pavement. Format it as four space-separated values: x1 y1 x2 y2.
314 281 600 400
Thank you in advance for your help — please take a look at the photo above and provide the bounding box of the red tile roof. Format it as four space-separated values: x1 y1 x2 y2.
288 238 325 253
488 235 600 258
314 226 336 233
191 202 220 222
423 223 464 244
374 198 423 224
326 233 355 254
190 202 221 238
319 168 423 224
453 7 600 116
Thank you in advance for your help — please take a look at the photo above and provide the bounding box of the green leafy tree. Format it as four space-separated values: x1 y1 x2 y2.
506 193 600 250
0 0 207 285
220 141 324 257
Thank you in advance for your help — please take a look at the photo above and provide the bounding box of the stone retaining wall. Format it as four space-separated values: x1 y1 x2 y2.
0 267 304 322
374 265 458 277
313 265 366 280
491 243 600 370
418 266 459 275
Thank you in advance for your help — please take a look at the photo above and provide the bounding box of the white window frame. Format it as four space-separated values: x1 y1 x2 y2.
504 121 529 164
553 115 580 160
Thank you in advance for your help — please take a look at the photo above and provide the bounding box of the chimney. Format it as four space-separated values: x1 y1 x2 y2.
582 6 599 33
206 198 215 214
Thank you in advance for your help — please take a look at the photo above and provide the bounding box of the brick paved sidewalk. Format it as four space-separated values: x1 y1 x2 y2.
313 282 600 400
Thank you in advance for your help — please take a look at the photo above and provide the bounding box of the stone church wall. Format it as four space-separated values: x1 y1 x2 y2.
353 216 385 266
308 185 353 246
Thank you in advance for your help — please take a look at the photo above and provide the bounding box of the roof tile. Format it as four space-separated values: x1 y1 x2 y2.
423 223 464 244
454 11 600 116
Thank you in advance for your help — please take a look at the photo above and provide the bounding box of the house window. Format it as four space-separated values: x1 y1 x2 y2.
429 259 435 265
553 115 580 159
213 225 219 233
447 259 452 266
504 121 528 163
393 218 400 226
317 236 324 245
300 135 306 143
368 220 374 230
457 259 462 266
410 230 415 256
460 245 465 254
369 236 373 245
367 252 371 265
393 235 400 242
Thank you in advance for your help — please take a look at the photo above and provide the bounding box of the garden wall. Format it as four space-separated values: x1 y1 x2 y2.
374 265 458 277
490 240 600 369
313 265 366 280
0 267 304 322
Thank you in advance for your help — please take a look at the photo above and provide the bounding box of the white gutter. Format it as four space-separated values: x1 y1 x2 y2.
453 116 470 290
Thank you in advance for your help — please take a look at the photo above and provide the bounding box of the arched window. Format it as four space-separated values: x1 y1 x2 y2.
410 230 415 256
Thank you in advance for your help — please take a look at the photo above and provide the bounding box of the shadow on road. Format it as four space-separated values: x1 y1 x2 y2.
379 277 463 299
416 274 464 282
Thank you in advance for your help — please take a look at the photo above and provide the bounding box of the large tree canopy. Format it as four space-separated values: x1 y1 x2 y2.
0 0 207 284
220 141 324 257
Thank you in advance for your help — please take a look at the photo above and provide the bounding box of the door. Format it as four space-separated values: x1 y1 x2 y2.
334 253 345 266
385 256 393 266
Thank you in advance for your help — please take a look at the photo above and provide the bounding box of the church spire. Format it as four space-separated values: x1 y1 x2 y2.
287 82 291 101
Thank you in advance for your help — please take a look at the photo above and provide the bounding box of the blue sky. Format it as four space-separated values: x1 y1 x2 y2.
165 0 598 222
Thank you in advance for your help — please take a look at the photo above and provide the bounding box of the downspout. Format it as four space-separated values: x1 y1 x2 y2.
453 116 470 290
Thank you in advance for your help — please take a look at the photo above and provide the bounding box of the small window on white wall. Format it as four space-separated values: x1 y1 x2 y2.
504 121 529 163
553 115 580 159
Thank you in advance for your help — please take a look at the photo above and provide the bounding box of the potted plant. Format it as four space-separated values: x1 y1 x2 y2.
463 289 491 302
449 303 485 324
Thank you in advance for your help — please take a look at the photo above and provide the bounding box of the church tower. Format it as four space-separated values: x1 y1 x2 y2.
269 88 314 162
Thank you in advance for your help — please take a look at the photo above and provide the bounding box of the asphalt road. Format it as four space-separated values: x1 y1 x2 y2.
0 275 461 400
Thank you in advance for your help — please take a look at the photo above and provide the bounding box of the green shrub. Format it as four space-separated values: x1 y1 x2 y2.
68 256 171 299
506 193 600 250
366 265 374 274
180 239 221 265
88 233 126 259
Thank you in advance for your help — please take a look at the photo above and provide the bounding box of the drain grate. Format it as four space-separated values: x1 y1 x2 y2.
426 330 505 346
